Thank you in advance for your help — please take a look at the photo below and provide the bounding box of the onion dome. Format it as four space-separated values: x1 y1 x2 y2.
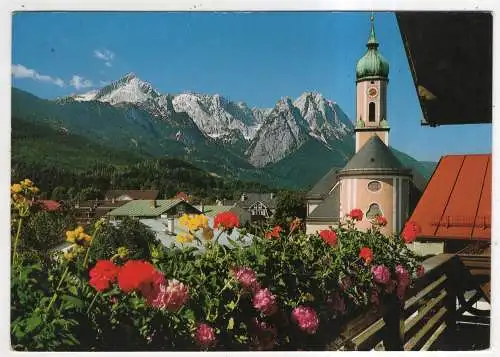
356 15 390 81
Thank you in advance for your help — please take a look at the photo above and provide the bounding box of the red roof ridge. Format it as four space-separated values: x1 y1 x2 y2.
441 153 491 159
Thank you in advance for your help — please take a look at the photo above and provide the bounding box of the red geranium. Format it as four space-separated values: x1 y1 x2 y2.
402 221 421 243
348 208 363 221
117 260 165 295
214 211 240 231
359 247 374 265
375 215 388 227
319 230 337 247
265 225 282 239
89 260 121 292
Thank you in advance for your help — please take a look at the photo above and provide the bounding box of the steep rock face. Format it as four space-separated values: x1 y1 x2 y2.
246 98 310 167
293 92 354 144
172 93 261 140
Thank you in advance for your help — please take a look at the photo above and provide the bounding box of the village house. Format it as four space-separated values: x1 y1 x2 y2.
106 199 253 249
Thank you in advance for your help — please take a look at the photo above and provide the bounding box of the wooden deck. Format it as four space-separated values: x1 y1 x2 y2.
329 248 491 351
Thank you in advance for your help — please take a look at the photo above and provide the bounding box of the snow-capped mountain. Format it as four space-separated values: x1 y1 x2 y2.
246 98 311 167
294 92 354 144
172 93 262 140
74 73 160 105
65 73 354 168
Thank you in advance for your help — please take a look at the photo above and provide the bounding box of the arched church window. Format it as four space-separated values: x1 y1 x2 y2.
366 203 382 219
369 102 376 122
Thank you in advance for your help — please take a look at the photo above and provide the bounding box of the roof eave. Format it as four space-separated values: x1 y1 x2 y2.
338 168 412 177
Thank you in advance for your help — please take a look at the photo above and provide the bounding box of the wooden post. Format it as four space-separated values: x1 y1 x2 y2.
444 259 458 345
382 294 404 350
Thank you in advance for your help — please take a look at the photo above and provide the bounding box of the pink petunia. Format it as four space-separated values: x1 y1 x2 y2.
195 323 216 348
371 264 391 285
291 306 320 334
253 288 278 316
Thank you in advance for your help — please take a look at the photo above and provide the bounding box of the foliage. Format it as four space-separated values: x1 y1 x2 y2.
12 117 274 202
10 179 424 351
87 218 159 263
272 190 307 229
18 208 76 253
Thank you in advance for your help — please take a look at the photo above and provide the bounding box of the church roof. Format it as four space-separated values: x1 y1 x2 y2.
305 167 340 199
340 135 409 174
307 184 341 222
356 15 390 81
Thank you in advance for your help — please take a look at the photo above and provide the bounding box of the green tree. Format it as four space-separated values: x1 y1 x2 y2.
273 191 306 229
51 186 67 200
19 209 76 253
87 218 159 263
76 186 102 201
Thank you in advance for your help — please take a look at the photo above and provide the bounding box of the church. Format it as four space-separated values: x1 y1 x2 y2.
305 16 423 236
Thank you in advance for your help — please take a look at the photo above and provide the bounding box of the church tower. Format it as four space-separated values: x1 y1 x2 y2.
337 15 411 235
305 14 413 236
354 15 390 152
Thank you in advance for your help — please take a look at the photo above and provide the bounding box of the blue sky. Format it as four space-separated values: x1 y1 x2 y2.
11 11 491 162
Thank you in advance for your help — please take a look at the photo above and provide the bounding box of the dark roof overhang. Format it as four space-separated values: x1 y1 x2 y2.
396 11 492 126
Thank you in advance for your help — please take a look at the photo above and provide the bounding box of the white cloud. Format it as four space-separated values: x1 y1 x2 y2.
100 80 111 86
105 61 112 67
70 75 93 90
94 49 115 63
11 64 65 87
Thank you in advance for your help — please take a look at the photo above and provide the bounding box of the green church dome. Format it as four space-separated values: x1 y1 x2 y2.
356 16 389 81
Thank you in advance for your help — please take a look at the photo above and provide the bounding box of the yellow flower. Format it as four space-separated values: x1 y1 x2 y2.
176 231 194 244
11 184 23 194
65 226 92 246
76 233 92 245
179 214 191 229
117 246 129 259
66 230 77 243
202 227 214 240
29 186 40 194
195 214 209 230
179 214 209 232
21 178 33 187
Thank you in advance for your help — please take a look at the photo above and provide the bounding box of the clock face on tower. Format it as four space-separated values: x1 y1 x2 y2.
367 87 378 98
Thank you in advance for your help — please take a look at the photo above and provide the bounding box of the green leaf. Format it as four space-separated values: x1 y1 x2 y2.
60 295 85 309
227 317 235 331
226 300 237 311
24 314 42 334
67 285 78 296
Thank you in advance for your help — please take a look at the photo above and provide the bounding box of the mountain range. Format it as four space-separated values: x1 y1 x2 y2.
11 73 435 189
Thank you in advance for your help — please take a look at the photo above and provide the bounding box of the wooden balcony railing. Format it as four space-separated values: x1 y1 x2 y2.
328 252 490 351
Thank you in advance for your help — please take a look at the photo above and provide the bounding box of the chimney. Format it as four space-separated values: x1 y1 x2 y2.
167 216 175 235
270 192 274 200
200 201 204 213
112 197 115 204
241 193 247 202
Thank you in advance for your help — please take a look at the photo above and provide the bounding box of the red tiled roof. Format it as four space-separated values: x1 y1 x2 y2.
38 200 62 211
408 154 491 241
